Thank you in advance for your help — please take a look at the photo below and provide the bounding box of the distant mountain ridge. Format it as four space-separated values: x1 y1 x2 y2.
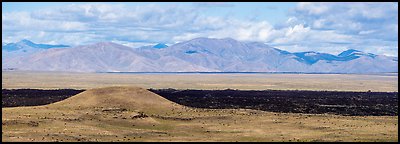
2 40 70 63
3 39 69 52
292 49 377 65
2 38 398 73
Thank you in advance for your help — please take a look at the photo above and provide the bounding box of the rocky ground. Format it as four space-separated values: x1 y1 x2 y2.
150 89 398 116
2 88 398 116
2 89 84 107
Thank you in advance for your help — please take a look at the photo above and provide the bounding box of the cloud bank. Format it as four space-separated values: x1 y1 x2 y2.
2 2 398 56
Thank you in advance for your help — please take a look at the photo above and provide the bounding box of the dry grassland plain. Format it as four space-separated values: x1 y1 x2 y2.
2 71 398 142
1 71 398 92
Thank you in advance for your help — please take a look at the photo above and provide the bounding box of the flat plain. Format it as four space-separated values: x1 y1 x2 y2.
1 71 398 92
2 71 398 142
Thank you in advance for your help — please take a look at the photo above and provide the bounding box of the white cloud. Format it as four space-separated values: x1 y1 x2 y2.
193 2 235 8
272 24 355 49
293 2 397 35
172 33 203 43
279 2 398 56
4 3 281 46
2 11 88 32
2 2 397 57
110 40 156 48
296 2 330 15
312 19 326 28
358 30 376 35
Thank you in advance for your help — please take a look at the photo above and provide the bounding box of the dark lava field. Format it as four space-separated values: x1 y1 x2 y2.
149 89 398 116
2 88 398 116
2 89 84 107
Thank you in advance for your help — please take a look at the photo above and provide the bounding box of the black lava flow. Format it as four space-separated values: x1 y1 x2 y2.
149 89 398 116
2 89 398 116
2 89 84 107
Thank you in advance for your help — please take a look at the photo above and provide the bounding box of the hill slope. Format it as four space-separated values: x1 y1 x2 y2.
48 86 185 114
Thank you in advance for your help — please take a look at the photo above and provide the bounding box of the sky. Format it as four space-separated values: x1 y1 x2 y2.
2 2 398 56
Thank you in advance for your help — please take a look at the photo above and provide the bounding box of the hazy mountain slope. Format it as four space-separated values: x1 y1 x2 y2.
2 38 398 73
2 40 70 64
3 39 69 52
2 42 214 72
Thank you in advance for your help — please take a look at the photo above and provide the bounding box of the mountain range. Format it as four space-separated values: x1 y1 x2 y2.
2 39 69 63
2 38 398 73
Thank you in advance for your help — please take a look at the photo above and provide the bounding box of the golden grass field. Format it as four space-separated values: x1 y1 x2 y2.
2 71 398 142
2 87 398 142
1 71 398 92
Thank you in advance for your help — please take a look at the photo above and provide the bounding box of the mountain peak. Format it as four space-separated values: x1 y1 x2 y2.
86 41 125 48
188 37 239 43
186 37 216 43
343 49 361 53
153 43 168 49
338 49 363 57
337 49 378 60
20 39 33 43
81 42 133 51
221 37 237 41
18 39 36 46
93 41 118 45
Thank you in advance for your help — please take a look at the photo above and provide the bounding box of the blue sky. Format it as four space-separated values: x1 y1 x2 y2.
2 2 398 56
2 2 295 25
